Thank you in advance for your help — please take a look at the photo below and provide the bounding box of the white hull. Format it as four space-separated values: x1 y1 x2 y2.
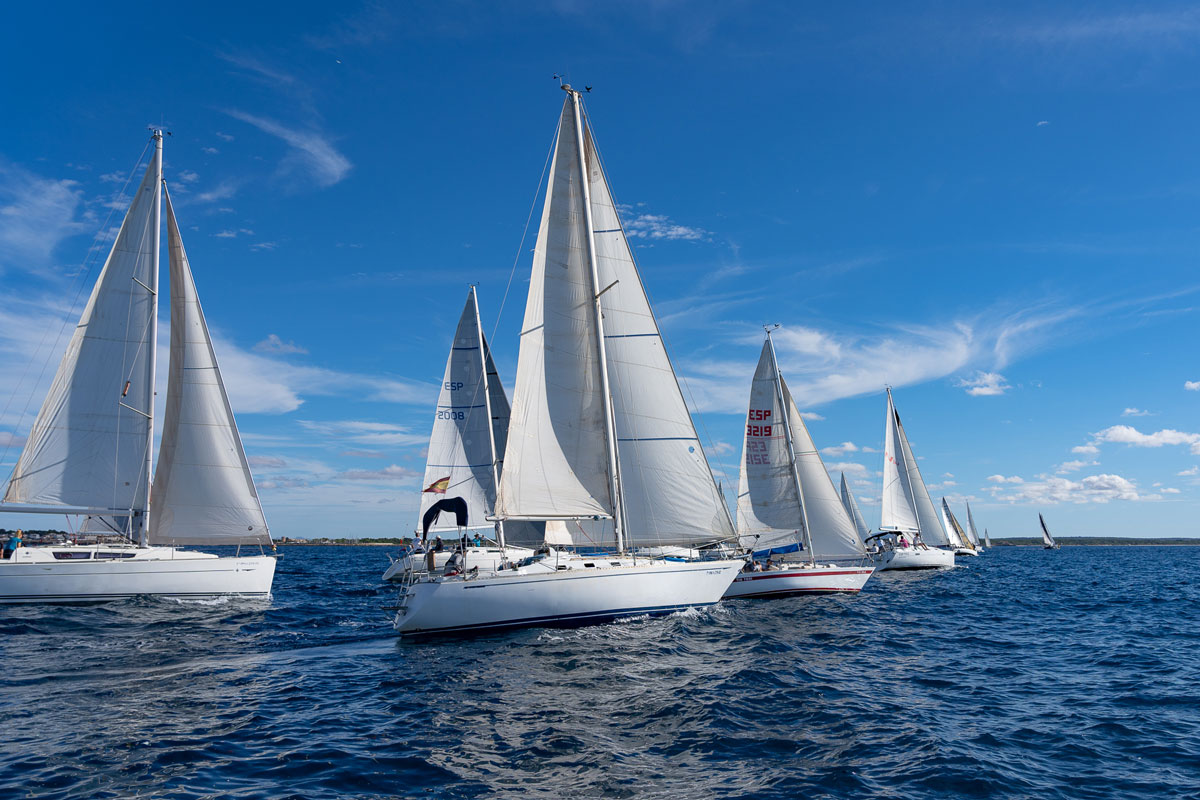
872 546 955 571
955 548 979 557
724 563 874 598
382 545 536 582
0 545 275 603
393 555 742 637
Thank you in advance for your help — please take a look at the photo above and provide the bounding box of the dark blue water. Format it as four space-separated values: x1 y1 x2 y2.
2 546 1198 799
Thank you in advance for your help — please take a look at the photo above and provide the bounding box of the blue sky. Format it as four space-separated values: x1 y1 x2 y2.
2 2 1198 539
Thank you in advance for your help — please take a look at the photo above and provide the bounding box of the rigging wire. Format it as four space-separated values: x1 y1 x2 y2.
0 136 154 484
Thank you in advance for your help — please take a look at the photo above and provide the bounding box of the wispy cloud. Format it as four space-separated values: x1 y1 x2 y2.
957 371 1011 396
618 205 709 241
1121 407 1154 417
298 420 427 446
254 334 308 355
821 441 859 457
0 161 87 270
338 464 419 482
225 110 351 189
1005 11 1200 47
1057 459 1098 474
196 180 239 203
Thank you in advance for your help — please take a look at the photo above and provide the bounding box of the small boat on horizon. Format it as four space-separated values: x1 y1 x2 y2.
1040 513 1060 549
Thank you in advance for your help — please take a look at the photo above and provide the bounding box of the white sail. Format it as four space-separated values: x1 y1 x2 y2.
4 146 161 527
840 472 872 544
148 190 270 546
941 498 970 550
984 527 992 548
885 391 952 547
782 378 865 559
417 290 505 535
494 99 615 522
737 341 803 552
880 390 920 534
584 125 734 547
965 501 981 547
1040 514 1056 547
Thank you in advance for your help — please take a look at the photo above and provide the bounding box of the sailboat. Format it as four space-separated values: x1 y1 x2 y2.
868 389 955 570
1039 513 1059 549
983 526 993 548
966 500 985 553
392 86 742 636
726 332 873 598
382 288 534 582
0 132 276 602
840 472 873 545
941 498 978 556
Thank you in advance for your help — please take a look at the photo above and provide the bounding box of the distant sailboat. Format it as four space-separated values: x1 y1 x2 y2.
0 132 275 602
726 332 874 598
966 501 985 553
392 86 743 636
941 498 978 557
1040 513 1059 549
840 472 873 545
984 527 993 548
382 288 534 581
869 389 955 570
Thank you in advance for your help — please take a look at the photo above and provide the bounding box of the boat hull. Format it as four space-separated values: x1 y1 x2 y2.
724 564 874 598
872 546 955 571
955 548 979 557
0 547 275 603
393 559 742 637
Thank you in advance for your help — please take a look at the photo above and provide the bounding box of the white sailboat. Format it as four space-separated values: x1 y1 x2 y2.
382 288 534 581
840 472 873 545
1040 513 1059 549
941 497 978 557
0 132 276 602
392 86 742 636
983 526 993 548
727 332 874 598
869 389 955 570
966 500 985 553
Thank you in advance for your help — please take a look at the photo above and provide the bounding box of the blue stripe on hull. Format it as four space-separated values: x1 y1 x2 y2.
398 602 713 639
0 591 271 605
726 587 863 599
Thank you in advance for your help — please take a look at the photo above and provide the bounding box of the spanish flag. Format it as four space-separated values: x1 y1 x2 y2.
423 476 451 494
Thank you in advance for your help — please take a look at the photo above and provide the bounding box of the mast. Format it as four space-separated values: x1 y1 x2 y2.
138 130 164 547
568 85 625 552
766 328 815 564
472 285 505 549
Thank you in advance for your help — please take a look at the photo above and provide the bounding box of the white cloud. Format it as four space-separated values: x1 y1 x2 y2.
956 371 1011 396
1178 466 1199 477
988 473 1157 504
214 230 238 238
202 147 219 155
298 420 427 446
216 132 235 142
1186 380 1200 391
254 334 308 355
338 464 419 482
621 211 709 241
1121 407 1153 417
197 180 238 203
827 461 869 477
1036 120 1050 127
177 170 200 184
1091 424 1200 455
250 241 277 252
225 110 351 189
1057 459 1098 474
987 474 1025 484
0 162 87 270
1071 444 1100 454
799 411 825 421
1163 487 1182 494
821 441 859 457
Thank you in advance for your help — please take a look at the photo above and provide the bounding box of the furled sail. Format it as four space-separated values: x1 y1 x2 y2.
4 146 161 523
584 124 734 547
965 501 982 547
889 392 952 547
417 290 505 535
494 98 615 521
880 390 920 534
148 190 270 546
840 472 872 544
737 341 803 553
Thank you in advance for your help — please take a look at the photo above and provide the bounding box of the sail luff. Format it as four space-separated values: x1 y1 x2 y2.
148 187 270 546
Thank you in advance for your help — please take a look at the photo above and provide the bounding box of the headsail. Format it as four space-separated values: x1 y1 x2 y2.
941 498 971 551
887 391 952 547
880 390 920 534
493 97 615 522
840 473 872 544
585 124 734 547
965 501 982 547
148 189 270 546
4 142 162 533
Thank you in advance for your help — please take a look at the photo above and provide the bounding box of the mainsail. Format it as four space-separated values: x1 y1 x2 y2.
737 338 865 560
148 190 270 546
4 143 162 536
1040 513 1056 547
965 501 982 547
881 390 951 547
984 527 993 548
840 472 872 544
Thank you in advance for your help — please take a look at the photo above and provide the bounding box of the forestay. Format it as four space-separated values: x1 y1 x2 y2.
584 124 734 547
840 472 873 544
149 190 270 546
4 148 161 520
494 99 615 522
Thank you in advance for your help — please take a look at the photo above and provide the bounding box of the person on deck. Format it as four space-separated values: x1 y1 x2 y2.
4 530 23 559
434 536 444 552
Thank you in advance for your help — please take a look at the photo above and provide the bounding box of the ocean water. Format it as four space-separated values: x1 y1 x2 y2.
1 545 1198 799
